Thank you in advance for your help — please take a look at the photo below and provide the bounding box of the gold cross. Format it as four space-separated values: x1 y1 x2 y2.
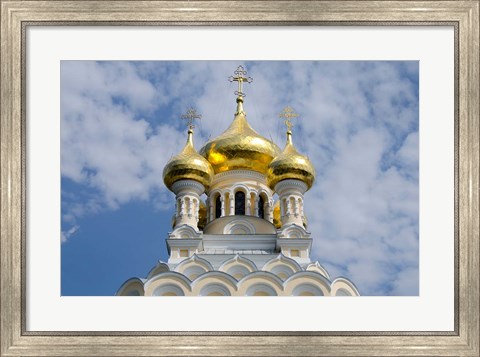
181 107 202 130
279 106 299 131
228 65 253 98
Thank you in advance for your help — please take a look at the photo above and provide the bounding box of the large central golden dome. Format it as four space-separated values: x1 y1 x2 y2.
199 97 280 174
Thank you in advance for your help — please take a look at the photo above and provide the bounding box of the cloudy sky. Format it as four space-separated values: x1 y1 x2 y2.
61 61 419 296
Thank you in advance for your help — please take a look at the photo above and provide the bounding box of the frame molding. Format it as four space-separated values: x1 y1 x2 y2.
1 1 478 356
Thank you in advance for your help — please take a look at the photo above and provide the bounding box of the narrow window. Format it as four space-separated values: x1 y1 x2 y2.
215 195 221 218
258 196 265 219
235 191 245 215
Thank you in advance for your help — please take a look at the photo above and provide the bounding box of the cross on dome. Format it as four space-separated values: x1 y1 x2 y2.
228 65 253 98
181 107 202 131
279 106 299 132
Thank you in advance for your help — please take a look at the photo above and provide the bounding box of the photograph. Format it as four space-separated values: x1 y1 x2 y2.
60 61 419 297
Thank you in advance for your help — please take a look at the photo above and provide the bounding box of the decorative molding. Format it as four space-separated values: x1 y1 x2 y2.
223 219 256 235
331 277 361 296
306 261 331 280
219 254 258 273
165 238 203 257
212 169 267 183
277 224 311 238
143 272 193 294
146 262 171 280
115 277 146 296
168 224 203 239
174 254 215 275
171 179 205 195
274 179 308 194
262 254 303 273
119 265 360 296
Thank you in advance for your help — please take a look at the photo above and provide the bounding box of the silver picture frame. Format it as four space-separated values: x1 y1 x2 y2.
1 1 478 356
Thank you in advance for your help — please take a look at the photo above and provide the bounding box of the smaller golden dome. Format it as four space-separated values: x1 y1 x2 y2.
163 129 214 191
267 131 316 190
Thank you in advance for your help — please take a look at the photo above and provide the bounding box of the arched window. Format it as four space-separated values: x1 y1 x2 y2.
258 195 265 219
215 195 221 219
235 191 245 215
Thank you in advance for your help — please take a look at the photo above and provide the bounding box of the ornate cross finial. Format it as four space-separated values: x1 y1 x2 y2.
228 65 253 98
279 106 299 131
181 107 202 130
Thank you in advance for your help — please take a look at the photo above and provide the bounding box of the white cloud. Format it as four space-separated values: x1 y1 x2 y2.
61 225 79 243
61 61 187 219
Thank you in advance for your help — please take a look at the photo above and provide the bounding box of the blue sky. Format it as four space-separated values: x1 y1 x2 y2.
61 60 419 296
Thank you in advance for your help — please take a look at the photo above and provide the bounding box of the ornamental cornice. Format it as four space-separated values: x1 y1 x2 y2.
174 254 214 273
277 224 311 238
171 179 205 195
262 254 302 273
274 179 308 193
212 169 267 184
276 238 313 250
219 254 258 273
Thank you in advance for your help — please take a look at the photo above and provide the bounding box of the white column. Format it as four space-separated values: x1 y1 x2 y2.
179 198 185 217
286 197 292 217
246 192 251 216
229 191 235 216
253 193 259 217
267 198 274 222
186 197 192 217
210 201 214 222
205 197 210 223
193 198 199 222
220 193 226 217
294 197 300 217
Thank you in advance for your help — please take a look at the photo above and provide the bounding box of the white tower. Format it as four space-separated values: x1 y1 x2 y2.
162 109 213 259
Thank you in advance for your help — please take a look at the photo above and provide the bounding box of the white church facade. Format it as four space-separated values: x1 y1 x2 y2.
117 66 359 297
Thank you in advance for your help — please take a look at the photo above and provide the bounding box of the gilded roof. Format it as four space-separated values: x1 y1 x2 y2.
199 98 281 174
267 131 316 190
163 130 214 190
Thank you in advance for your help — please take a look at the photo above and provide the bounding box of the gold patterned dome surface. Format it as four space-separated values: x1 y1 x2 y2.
163 129 214 191
199 98 281 174
267 131 316 190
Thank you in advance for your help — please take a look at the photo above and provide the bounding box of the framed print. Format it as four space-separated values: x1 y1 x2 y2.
1 1 479 356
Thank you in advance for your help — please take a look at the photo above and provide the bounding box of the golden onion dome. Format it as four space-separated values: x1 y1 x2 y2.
199 97 281 174
163 129 214 191
267 130 316 190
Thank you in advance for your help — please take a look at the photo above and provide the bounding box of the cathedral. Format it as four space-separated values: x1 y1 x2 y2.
117 66 359 296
